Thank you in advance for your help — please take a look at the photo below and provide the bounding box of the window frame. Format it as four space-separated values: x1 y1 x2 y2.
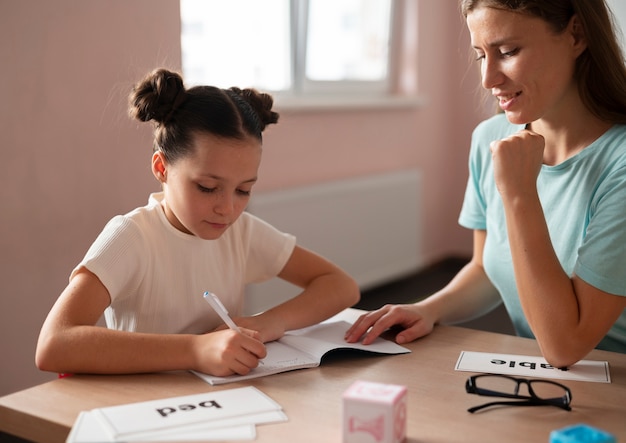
289 0 396 97
180 0 422 111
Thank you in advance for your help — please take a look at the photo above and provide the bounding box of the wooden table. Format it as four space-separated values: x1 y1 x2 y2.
1 313 625 442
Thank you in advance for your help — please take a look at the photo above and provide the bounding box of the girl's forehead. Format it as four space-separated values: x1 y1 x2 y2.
177 134 262 178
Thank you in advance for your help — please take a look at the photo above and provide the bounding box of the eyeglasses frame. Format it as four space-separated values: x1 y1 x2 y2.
465 373 572 413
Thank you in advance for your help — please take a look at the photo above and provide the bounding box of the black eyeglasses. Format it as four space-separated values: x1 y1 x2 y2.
465 374 572 413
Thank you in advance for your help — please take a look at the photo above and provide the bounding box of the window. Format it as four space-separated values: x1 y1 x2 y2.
180 0 396 105
180 0 291 92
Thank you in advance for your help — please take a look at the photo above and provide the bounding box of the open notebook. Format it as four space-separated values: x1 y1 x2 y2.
193 320 410 385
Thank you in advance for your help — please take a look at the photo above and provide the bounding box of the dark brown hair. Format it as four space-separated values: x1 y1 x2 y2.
460 0 626 123
129 68 279 163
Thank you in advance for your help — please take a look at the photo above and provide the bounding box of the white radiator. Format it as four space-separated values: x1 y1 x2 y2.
244 170 422 315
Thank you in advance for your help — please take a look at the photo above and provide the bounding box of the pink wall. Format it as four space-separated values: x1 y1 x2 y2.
0 0 489 395
260 1 488 261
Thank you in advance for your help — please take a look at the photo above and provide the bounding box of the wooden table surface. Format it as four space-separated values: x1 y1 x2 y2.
1 314 625 442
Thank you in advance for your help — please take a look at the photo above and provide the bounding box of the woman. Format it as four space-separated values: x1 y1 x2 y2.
346 0 626 368
36 68 359 377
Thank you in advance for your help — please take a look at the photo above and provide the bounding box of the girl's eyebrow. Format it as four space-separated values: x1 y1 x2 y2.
201 173 258 184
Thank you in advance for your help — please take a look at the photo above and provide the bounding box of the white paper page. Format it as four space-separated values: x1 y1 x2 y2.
66 411 114 443
281 320 411 359
193 340 319 385
455 351 611 383
92 386 282 440
66 410 257 442
124 410 288 442
137 424 255 442
194 320 410 385
67 406 287 442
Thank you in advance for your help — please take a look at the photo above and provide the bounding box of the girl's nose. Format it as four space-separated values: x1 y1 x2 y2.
214 192 234 216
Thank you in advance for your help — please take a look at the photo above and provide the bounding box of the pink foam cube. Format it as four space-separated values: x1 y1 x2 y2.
343 380 407 443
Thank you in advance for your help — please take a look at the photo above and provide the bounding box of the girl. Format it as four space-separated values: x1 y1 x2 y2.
36 68 360 377
346 0 626 368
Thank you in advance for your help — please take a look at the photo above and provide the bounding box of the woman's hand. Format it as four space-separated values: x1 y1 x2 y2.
344 304 435 345
490 128 544 201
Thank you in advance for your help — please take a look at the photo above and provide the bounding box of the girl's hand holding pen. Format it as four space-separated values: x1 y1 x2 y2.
192 328 266 377
205 289 286 343
199 291 266 376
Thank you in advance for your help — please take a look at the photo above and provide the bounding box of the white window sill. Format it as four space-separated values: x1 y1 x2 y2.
273 94 426 113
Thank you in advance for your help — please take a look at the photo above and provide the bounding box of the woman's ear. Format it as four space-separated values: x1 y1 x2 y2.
151 151 168 183
569 14 587 57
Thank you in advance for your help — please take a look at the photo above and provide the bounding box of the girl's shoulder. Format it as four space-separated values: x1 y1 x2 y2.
95 195 166 246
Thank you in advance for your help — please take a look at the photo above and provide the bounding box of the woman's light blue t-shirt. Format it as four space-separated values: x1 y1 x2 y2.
459 113 626 353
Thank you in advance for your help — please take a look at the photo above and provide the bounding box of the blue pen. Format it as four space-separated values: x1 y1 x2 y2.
203 291 241 332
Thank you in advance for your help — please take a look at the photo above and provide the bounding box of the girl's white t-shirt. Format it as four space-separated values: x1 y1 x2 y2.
72 192 296 334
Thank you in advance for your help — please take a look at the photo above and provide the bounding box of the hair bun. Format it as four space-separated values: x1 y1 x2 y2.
129 68 186 124
228 87 279 130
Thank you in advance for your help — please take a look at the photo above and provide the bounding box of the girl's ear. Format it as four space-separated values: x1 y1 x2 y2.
151 151 168 183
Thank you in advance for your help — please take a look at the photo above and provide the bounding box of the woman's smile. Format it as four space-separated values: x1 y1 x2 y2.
496 91 522 111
